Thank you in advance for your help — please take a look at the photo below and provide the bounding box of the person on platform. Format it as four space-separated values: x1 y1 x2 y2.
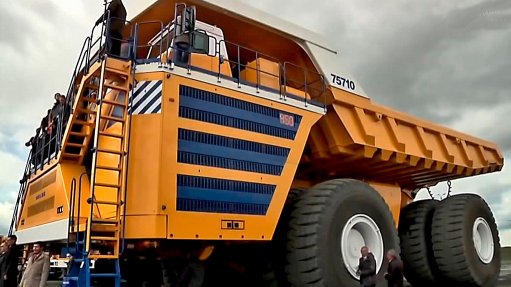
95 0 127 56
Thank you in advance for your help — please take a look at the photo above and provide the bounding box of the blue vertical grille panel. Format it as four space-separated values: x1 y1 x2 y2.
177 152 284 175
179 107 297 140
178 129 289 176
179 85 302 139
177 175 275 215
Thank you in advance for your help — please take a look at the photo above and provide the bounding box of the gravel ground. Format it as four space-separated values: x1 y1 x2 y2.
45 261 511 287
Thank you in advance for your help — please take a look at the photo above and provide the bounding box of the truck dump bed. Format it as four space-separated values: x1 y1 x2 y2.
301 88 504 189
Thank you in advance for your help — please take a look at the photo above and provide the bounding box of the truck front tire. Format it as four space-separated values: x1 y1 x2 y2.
286 179 399 287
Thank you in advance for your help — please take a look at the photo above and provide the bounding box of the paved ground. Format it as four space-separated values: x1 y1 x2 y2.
498 260 511 287
46 261 511 286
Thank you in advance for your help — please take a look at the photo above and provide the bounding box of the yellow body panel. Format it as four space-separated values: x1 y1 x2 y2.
124 215 167 239
300 87 503 189
368 182 402 226
17 163 89 231
98 69 320 240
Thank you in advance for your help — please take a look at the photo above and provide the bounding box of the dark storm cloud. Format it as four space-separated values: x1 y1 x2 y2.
349 1 511 123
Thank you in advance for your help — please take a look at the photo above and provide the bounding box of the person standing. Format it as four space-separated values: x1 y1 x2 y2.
384 249 404 287
95 0 127 56
3 235 19 287
357 246 376 287
19 242 50 287
0 241 8 287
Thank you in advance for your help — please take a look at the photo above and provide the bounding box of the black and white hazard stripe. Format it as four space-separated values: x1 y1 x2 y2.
129 80 163 114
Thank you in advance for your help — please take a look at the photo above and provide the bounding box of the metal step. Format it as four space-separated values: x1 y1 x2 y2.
106 67 130 77
83 83 100 90
62 153 81 158
91 236 118 241
76 108 95 114
91 225 118 233
98 131 124 139
91 218 118 224
103 82 129 91
93 200 121 206
66 143 85 148
74 119 94 126
79 97 98 103
101 115 125 122
94 182 121 189
70 131 88 137
96 165 121 171
96 148 124 155
101 99 126 107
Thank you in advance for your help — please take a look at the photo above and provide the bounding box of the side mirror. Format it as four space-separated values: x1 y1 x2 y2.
191 31 209 54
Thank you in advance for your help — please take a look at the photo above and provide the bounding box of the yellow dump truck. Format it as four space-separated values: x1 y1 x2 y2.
9 1 504 286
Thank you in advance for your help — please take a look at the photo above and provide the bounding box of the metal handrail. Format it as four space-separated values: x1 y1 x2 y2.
283 61 326 107
134 20 165 64
121 58 137 255
67 178 77 252
77 172 87 255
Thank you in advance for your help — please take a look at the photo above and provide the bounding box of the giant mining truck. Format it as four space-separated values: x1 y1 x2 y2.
9 1 504 286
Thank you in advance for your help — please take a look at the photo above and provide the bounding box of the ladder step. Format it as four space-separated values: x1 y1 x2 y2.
91 236 118 241
92 218 118 224
103 82 129 91
96 165 121 171
92 200 121 206
83 83 100 90
66 143 85 148
80 97 98 103
94 182 121 188
76 108 95 114
106 67 130 77
62 153 81 158
96 148 124 155
98 131 124 139
74 119 94 126
70 131 88 137
101 99 127 107
101 115 125 123
91 225 119 232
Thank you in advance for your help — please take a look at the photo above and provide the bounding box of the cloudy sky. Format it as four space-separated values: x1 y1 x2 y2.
0 0 510 245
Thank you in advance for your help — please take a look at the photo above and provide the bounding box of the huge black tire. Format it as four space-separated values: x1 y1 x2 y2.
398 199 441 286
432 194 501 287
286 179 399 287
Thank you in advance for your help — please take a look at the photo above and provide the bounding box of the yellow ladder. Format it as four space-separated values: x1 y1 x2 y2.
84 56 132 260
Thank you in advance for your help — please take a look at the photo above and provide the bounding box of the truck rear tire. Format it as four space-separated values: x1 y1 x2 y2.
398 199 440 286
432 194 500 287
286 179 399 287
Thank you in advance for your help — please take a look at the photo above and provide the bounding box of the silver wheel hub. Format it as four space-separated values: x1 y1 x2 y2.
341 214 384 279
472 217 494 264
